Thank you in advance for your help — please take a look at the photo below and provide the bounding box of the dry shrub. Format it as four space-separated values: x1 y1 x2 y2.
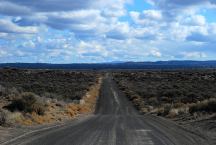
21 119 33 126
42 92 59 100
31 112 53 124
64 77 101 117
178 107 189 115
7 112 23 124
167 109 179 118
0 109 23 126
5 92 36 112
31 103 46 115
173 102 185 108
65 104 79 117
189 98 216 114
0 109 7 126
140 107 148 114
157 107 165 116
78 106 91 114
157 104 172 116
5 92 46 115
148 97 159 106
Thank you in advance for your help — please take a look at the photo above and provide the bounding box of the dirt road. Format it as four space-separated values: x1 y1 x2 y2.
2 74 212 145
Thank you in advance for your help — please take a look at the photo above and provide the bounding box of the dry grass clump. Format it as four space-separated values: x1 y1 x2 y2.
0 109 23 126
65 104 79 117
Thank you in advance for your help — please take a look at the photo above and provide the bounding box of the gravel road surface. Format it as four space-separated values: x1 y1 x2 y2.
2 74 212 145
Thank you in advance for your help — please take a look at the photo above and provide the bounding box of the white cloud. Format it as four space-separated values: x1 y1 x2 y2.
0 49 7 57
0 0 129 39
149 48 162 57
22 40 36 48
5 0 92 12
106 22 130 40
77 41 109 57
42 10 107 37
0 0 215 62
130 8 211 42
143 10 162 20
0 1 32 16
0 19 38 33
183 15 206 26
181 51 207 58
130 10 163 26
98 0 130 17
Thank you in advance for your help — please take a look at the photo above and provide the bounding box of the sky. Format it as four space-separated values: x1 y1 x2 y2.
0 0 216 63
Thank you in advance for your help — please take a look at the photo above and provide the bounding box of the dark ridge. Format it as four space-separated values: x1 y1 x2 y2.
1 61 216 69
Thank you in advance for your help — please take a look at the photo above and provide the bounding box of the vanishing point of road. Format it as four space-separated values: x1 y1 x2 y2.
3 74 212 145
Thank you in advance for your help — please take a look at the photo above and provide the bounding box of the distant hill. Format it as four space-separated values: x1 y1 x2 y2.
1 61 216 69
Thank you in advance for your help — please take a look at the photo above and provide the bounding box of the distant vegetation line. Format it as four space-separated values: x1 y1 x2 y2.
1 61 216 69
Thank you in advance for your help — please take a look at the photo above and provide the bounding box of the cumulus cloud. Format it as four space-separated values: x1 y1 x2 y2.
130 10 163 26
77 41 109 57
183 15 206 26
0 1 32 16
149 0 213 10
106 22 130 40
129 5 212 42
147 0 216 22
0 0 129 39
98 0 130 17
0 19 38 33
6 0 92 12
0 0 215 62
148 48 162 57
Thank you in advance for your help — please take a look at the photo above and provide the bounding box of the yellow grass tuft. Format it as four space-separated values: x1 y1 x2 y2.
21 119 33 126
